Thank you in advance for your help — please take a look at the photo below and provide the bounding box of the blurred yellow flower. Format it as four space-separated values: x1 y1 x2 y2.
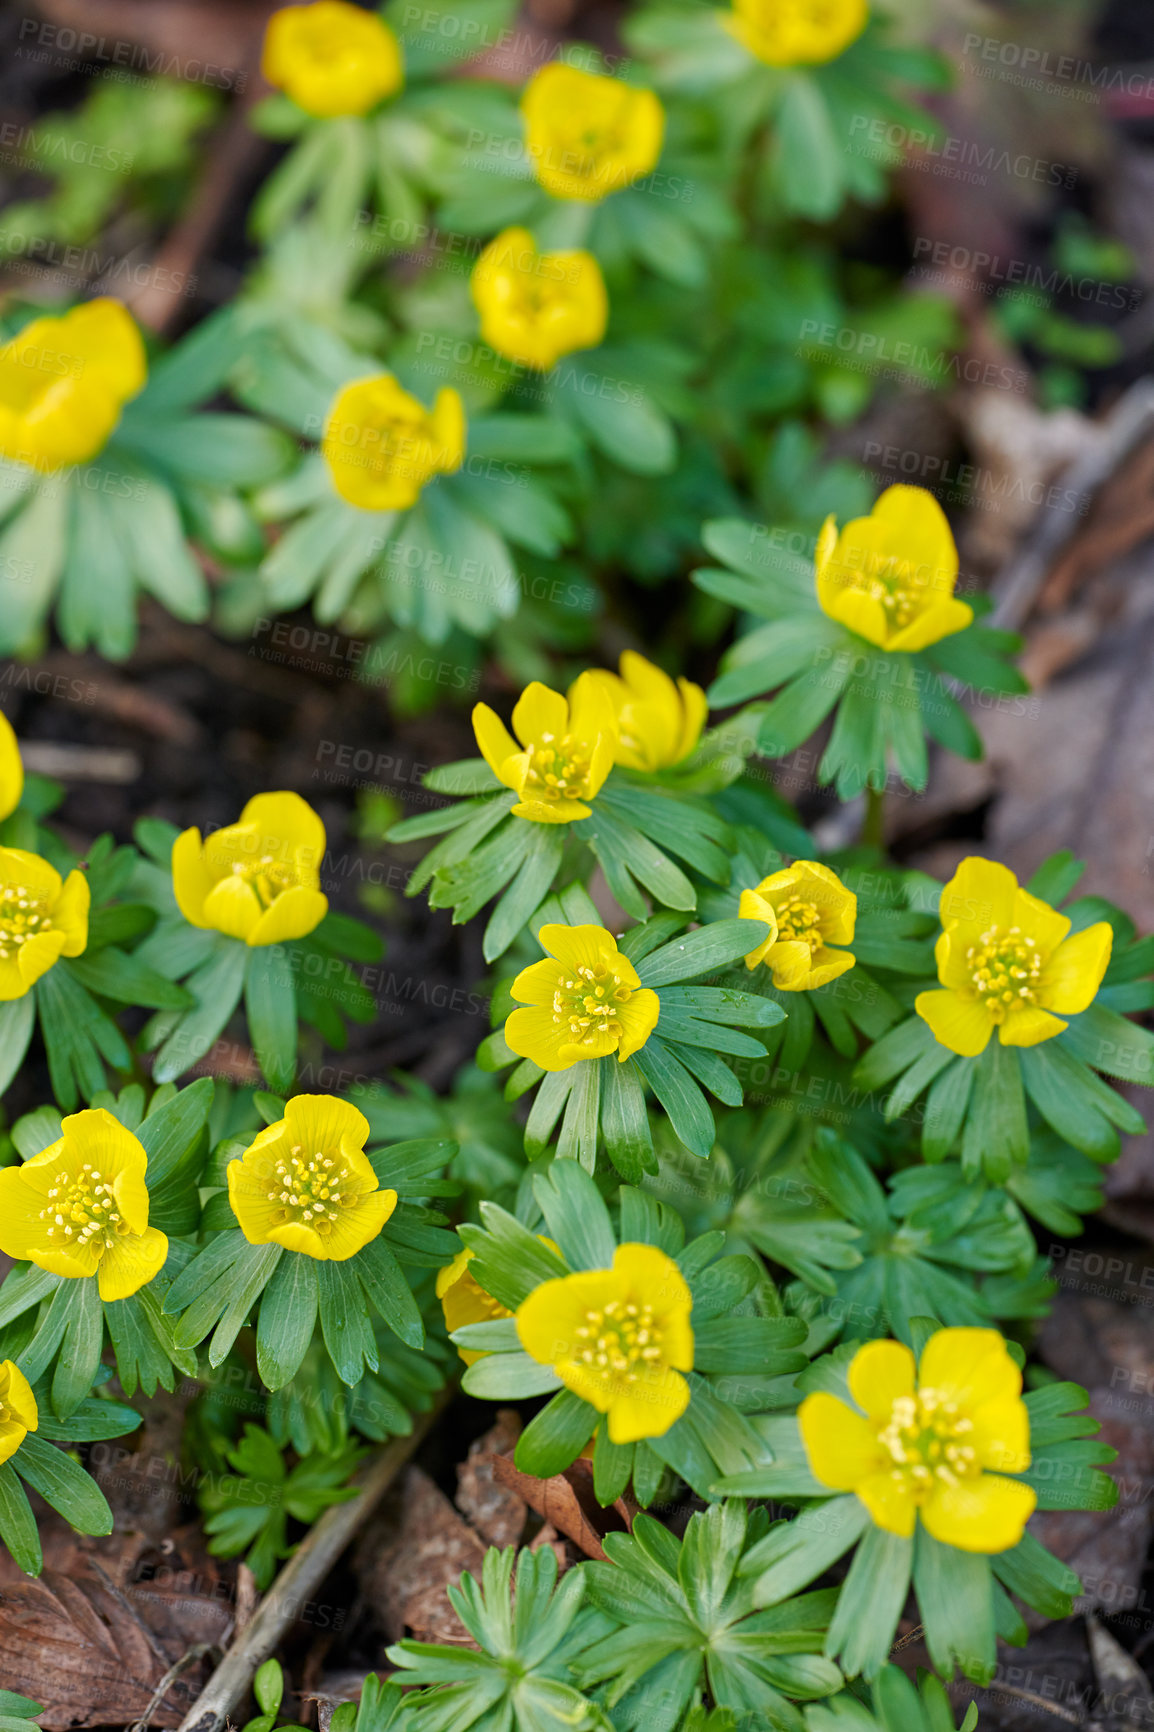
799 1327 1036 1553
0 1109 168 1301
0 1360 36 1468
0 712 23 821
0 299 146 473
506 923 660 1071
172 791 328 947
438 1247 511 1365
473 676 617 823
582 651 707 772
262 0 403 116
915 856 1113 1056
727 0 868 66
322 373 464 511
517 1242 693 1443
0 847 89 1000
815 485 973 654
471 227 608 370
739 859 855 990
228 1094 395 1261
521 63 664 203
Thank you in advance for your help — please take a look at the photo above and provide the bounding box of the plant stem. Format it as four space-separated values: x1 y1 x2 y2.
174 1392 451 1732
861 785 886 852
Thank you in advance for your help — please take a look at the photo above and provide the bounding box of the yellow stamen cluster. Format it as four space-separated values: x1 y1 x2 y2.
267 1143 350 1237
0 887 51 962
878 1388 978 1494
863 558 921 630
773 896 823 952
230 853 300 908
574 1298 664 1382
967 924 1042 1024
552 962 631 1045
523 734 594 807
40 1164 125 1249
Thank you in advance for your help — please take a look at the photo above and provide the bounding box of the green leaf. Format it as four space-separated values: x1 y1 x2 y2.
256 1252 319 1390
462 1351 563 1399
356 1237 424 1350
774 74 844 218
0 993 36 1096
152 940 248 1082
516 1388 598 1477
824 1523 911 1679
245 944 298 1094
136 1076 214 1188
533 1161 616 1271
15 1433 112 1535
559 365 676 475
634 1038 716 1159
961 1042 1027 1182
913 1527 994 1683
0 1463 39 1575
601 1057 655 1181
316 1258 378 1385
744 1497 868 1605
638 920 771 988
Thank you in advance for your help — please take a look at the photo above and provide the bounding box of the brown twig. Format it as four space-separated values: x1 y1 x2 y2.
974 1681 1081 1724
174 1395 451 1732
127 1643 221 1732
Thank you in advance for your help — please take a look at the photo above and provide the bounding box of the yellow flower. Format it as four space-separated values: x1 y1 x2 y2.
727 0 868 66
473 676 617 824
814 486 973 654
799 1328 1036 1553
521 63 664 203
0 847 89 1000
471 228 608 371
0 299 146 473
322 373 464 511
228 1094 396 1261
915 857 1113 1057
738 860 855 991
438 1238 560 1364
262 0 403 117
0 1109 168 1301
172 792 328 947
0 711 23 821
581 652 707 773
517 1243 693 1443
506 923 660 1071
0 1360 37 1468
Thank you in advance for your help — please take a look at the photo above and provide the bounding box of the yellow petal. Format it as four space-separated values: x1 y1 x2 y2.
0 711 23 821
784 947 855 992
513 682 568 747
97 1225 168 1301
432 389 466 473
239 792 326 875
510 956 565 1009
540 923 633 980
605 1370 690 1443
0 847 61 899
816 576 888 649
799 1392 884 1490
766 939 819 990
1042 922 1113 1015
938 857 1018 936
915 988 993 1057
517 1266 621 1363
854 1469 919 1538
172 828 212 926
616 988 659 1060
506 1005 581 1071
311 1188 395 1260
249 886 328 945
887 597 973 653
918 1329 1021 1410
473 704 521 787
283 1093 371 1154
510 797 591 824
921 1473 1036 1553
0 1361 37 1432
739 889 779 967
202 874 261 942
848 1339 916 1423
1010 885 1070 958
613 1242 692 1326
0 1422 27 1468
997 1004 1067 1048
567 670 619 747
65 299 147 402
15 929 66 990
53 870 90 955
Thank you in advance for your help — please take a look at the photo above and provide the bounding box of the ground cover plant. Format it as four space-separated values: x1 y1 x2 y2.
0 0 1150 1726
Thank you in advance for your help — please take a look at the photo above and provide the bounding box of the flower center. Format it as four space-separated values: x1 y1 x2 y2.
0 886 52 961
574 1298 665 1381
231 854 300 908
523 732 593 804
773 895 823 953
267 1144 358 1236
863 556 923 631
39 1164 126 1251
552 962 632 1046
966 923 1042 1023
878 1388 978 1494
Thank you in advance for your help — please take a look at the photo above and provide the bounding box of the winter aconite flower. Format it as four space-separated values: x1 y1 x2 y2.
228 1094 396 1261
584 652 707 773
172 792 328 947
0 1109 168 1301
322 374 464 511
506 924 660 1070
0 298 146 473
0 1360 37 1467
473 676 617 823
815 486 973 654
262 1 403 116
438 1247 511 1365
915 857 1113 1056
799 1328 1036 1553
517 1243 693 1442
471 228 608 370
0 847 89 1000
0 712 22 821
521 64 664 203
727 0 868 66
739 860 856 990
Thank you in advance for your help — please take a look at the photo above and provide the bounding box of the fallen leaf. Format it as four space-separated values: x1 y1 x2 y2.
489 1455 632 1563
354 1465 487 1646
456 1410 527 1549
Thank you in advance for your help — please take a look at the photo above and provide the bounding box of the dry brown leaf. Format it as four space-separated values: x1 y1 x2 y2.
489 1455 632 1563
354 1465 487 1646
456 1410 527 1549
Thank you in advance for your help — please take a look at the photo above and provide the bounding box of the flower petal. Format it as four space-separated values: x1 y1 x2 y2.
97 1225 168 1301
998 1004 1067 1048
312 1188 395 1260
854 1470 919 1538
915 988 993 1057
517 1267 621 1364
284 1093 371 1154
510 957 564 1009
616 988 659 1060
171 827 212 926
239 792 326 876
54 870 91 955
0 1361 37 1432
0 711 24 822
798 1392 884 1490
848 1339 916 1423
249 886 328 946
1042 922 1113 1016
605 1370 690 1443
539 923 627 978
938 857 1018 935
16 929 66 990
506 1005 578 1071
472 704 521 787
921 1473 1036 1553
739 889 779 967
918 1328 1022 1412
886 597 973 654
512 682 568 749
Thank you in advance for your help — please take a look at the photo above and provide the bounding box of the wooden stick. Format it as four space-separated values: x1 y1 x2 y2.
175 1397 448 1732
